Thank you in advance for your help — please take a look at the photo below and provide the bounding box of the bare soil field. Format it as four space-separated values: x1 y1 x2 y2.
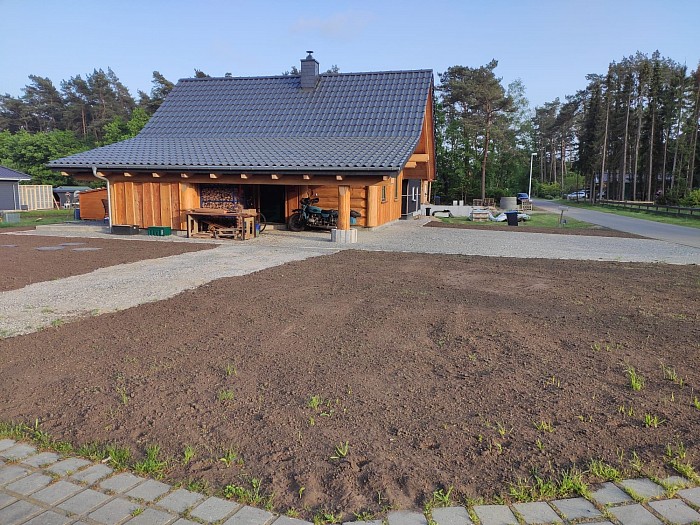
1 250 699 520
425 220 643 237
0 234 213 292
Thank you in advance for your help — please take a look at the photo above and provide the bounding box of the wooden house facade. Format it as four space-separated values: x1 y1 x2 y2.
50 54 435 234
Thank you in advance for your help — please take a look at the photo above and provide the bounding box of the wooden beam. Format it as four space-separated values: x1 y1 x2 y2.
409 153 430 163
302 174 312 180
271 174 281 180
240 174 249 179
124 172 132 177
60 171 70 177
382 175 390 181
152 172 161 178
336 175 344 181
180 173 189 178
404 161 417 169
337 185 351 231
209 173 218 179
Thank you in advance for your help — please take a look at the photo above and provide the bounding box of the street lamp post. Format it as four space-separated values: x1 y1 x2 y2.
528 152 538 199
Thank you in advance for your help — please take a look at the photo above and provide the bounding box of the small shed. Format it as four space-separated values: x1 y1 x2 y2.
78 188 108 220
19 185 54 210
0 166 31 210
53 186 91 208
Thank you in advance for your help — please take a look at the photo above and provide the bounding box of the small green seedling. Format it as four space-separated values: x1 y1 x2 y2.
625 365 644 391
330 441 349 460
534 420 554 433
643 413 665 428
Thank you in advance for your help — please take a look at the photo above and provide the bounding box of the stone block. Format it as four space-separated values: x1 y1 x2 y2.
0 443 37 460
123 507 176 524
47 457 92 477
473 504 518 524
0 439 16 451
88 497 140 525
387 510 429 525
431 506 474 525
0 493 17 509
608 503 662 525
125 479 171 502
22 451 60 468
6 472 52 495
678 486 700 506
100 472 146 493
331 228 358 243
155 488 203 513
513 501 562 523
32 480 83 505
0 500 42 524
189 496 240 521
71 463 113 485
551 498 602 520
58 488 111 514
0 465 29 486
648 499 700 524
590 482 634 505
620 478 665 500
22 510 71 525
270 516 313 525
223 505 276 524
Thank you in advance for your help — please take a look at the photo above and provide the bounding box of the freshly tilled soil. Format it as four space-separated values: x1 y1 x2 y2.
0 250 698 520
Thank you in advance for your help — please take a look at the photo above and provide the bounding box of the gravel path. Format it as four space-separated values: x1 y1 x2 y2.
2 220 698 338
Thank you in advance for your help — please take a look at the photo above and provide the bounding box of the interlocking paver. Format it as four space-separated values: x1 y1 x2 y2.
473 504 518 525
155 488 203 513
0 493 17 509
190 496 240 521
0 443 36 460
100 472 146 493
57 488 111 514
0 439 16 451
590 482 634 505
0 465 29 485
551 497 602 520
343 520 382 525
271 516 313 525
609 503 662 524
22 451 60 467
32 480 83 505
5 472 53 495
223 505 276 524
387 510 429 525
48 457 92 476
88 497 140 525
677 486 700 506
71 463 113 485
172 519 200 525
0 499 42 524
432 506 474 525
663 476 693 489
620 478 666 500
648 499 700 524
125 479 171 502
123 507 176 524
22 510 71 525
513 501 562 523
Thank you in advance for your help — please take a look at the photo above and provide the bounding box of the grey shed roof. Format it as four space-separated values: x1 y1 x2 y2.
0 166 31 181
49 69 433 173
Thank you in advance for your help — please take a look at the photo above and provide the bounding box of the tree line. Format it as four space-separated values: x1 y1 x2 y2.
0 68 174 185
1 56 698 205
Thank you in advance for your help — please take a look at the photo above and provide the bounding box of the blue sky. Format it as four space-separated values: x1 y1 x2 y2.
1 0 698 108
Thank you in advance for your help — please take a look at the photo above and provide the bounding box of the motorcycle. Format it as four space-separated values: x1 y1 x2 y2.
287 197 361 231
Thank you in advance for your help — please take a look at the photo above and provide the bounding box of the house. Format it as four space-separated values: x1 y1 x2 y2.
53 186 91 208
0 166 31 210
48 53 436 241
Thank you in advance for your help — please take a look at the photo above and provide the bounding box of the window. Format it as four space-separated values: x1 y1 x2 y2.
381 185 387 203
394 179 399 201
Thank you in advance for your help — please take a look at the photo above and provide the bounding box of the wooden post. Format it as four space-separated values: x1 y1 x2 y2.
337 184 351 230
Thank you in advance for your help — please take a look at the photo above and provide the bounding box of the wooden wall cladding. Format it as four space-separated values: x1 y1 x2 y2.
77 188 107 220
110 180 198 229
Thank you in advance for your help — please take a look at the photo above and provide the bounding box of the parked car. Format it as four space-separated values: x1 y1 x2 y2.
516 192 529 204
566 190 588 200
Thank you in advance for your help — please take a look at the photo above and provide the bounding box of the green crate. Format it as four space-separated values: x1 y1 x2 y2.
147 226 171 236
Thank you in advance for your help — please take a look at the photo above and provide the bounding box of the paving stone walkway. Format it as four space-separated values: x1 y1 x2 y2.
1 439 699 525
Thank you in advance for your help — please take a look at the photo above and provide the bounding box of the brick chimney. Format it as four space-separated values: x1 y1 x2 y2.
300 51 320 91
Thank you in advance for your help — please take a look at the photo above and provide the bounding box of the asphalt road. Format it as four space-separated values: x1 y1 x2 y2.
533 199 700 249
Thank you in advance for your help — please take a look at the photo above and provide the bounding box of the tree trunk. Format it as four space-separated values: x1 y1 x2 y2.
600 94 610 202
622 92 631 200
633 99 643 201
647 108 655 201
481 127 489 200
689 83 700 191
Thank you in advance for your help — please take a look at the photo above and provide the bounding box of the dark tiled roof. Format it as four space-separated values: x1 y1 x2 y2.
0 166 31 181
49 70 433 172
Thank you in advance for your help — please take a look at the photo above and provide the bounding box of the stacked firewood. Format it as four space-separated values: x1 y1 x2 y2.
200 185 239 211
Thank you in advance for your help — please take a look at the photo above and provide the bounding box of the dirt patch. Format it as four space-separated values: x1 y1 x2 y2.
0 234 214 292
1 251 698 519
425 220 644 238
